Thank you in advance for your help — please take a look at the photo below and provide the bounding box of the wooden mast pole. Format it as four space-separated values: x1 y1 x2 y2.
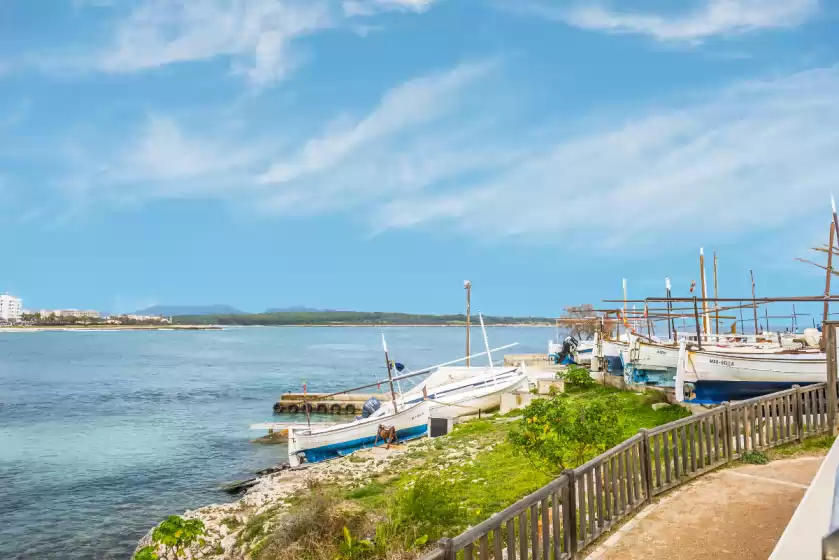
699 248 709 336
825 222 835 331
464 280 472 366
751 270 759 334
381 332 398 412
666 277 675 341
714 251 720 339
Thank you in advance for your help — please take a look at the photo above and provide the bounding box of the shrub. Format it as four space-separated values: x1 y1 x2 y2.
133 546 158 560
508 392 624 471
742 451 769 465
558 366 596 390
151 516 205 557
395 475 464 541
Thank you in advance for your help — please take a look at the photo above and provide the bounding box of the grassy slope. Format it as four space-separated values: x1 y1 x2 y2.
342 386 689 538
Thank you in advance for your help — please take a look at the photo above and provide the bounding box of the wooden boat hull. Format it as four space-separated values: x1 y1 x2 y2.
287 400 432 466
427 374 529 419
676 344 825 403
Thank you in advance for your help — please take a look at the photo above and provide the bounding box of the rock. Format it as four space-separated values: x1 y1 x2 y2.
652 402 671 411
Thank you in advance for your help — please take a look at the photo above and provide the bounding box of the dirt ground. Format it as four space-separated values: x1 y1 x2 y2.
586 455 825 560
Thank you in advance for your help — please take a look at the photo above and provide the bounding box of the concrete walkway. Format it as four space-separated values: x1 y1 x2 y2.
585 454 826 560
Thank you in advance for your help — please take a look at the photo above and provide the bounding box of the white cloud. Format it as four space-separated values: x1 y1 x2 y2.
343 0 434 17
95 0 436 85
522 0 819 42
373 64 839 249
99 0 332 86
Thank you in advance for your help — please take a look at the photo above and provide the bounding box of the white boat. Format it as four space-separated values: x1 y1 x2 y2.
600 339 629 372
288 399 432 466
674 341 826 403
426 372 529 419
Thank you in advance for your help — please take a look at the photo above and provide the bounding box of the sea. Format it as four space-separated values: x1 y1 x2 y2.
0 326 553 559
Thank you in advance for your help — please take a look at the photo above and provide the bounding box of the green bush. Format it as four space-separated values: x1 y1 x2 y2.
742 451 769 465
508 392 624 471
396 475 463 541
151 516 205 557
558 366 596 390
133 546 158 560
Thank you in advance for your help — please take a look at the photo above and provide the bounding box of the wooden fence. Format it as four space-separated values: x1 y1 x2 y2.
419 382 833 560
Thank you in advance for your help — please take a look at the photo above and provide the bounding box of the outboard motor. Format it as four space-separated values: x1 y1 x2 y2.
361 397 382 419
557 336 579 365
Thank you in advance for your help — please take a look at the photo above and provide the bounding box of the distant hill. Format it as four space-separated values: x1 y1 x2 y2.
172 310 553 326
134 305 245 317
264 306 328 313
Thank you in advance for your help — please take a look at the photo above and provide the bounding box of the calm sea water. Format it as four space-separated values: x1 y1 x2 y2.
0 326 552 559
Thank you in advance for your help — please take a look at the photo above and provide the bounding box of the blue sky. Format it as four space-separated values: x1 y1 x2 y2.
2 0 839 317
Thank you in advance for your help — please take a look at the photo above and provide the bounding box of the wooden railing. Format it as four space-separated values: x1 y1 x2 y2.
420 382 833 560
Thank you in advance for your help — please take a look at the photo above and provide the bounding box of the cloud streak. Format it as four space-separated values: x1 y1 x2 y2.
518 0 819 42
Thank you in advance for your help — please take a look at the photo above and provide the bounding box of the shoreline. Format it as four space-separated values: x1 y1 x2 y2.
0 325 221 332
180 323 554 328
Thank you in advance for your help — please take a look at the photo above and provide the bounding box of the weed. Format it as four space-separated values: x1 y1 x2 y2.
221 516 242 530
769 435 836 458
346 482 387 500
742 451 769 465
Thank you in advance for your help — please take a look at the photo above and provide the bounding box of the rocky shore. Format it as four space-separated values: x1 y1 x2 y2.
134 436 477 560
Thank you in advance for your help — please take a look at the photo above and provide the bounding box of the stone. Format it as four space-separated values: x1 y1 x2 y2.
652 402 671 411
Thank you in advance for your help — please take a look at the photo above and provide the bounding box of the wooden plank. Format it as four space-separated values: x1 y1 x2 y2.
602 459 611 522
713 412 721 463
595 463 604 531
531 504 540 560
697 418 705 469
632 445 641 503
705 415 713 465
751 404 759 450
542 497 551 560
480 535 489 560
507 518 516 560
464 542 474 560
689 422 697 473
610 456 619 518
672 428 681 480
681 425 688 473
663 430 672 484
617 451 626 514
494 529 502 560
733 406 742 455
519 511 528 560
653 434 662 489
552 491 561 560
586 470 595 537
803 390 811 435
576 474 586 545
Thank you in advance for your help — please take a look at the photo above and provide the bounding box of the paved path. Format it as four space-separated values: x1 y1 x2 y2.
585 455 825 560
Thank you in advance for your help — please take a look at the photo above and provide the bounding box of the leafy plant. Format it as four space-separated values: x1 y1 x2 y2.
151 515 205 557
558 366 596 390
508 392 624 471
742 451 769 465
396 475 463 541
133 546 159 560
337 527 374 560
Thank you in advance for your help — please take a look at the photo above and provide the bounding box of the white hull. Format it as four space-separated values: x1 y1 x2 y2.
428 374 529 419
288 400 432 466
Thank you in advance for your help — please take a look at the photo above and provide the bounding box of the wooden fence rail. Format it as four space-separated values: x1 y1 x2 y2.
419 382 835 560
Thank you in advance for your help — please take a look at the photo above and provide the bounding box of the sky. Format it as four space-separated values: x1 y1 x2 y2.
2 0 839 317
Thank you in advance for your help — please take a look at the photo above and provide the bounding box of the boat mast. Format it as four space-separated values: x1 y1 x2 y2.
824 221 835 340
713 251 720 339
699 248 710 337
750 270 758 334
666 277 675 342
478 312 496 384
465 280 472 366
380 332 399 413
622 278 628 339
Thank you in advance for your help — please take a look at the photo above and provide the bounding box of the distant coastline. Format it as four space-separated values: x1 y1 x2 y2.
0 324 220 332
172 310 555 327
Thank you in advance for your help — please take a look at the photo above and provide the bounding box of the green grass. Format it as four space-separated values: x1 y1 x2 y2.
340 385 691 543
768 435 836 459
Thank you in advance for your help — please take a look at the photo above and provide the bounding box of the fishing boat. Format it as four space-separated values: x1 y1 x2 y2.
425 370 529 418
288 400 432 466
674 341 825 403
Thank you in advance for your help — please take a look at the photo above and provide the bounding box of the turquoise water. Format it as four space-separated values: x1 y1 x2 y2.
0 326 551 559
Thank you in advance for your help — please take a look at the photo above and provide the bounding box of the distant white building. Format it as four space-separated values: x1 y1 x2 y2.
0 294 23 321
39 309 100 319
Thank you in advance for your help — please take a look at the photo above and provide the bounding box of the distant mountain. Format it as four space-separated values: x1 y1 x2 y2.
264 306 328 313
133 305 245 317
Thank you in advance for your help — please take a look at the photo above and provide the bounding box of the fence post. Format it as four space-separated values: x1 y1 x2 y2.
792 385 803 443
722 402 733 463
639 429 653 502
563 469 578 559
438 537 454 560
